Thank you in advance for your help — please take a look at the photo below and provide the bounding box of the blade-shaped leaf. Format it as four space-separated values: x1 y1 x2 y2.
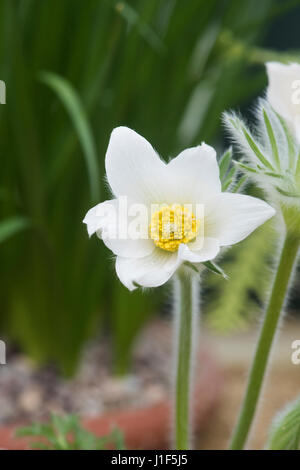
222 166 236 191
233 160 258 174
219 147 232 181
276 186 300 198
242 127 274 171
263 108 280 169
114 1 165 53
39 71 100 203
277 113 296 167
203 260 228 279
0 217 30 244
263 171 283 178
183 261 200 275
296 150 300 180
231 174 248 193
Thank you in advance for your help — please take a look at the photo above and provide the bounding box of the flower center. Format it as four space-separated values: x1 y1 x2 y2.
149 204 200 252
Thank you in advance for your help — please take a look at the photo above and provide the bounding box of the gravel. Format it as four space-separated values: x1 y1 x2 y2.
0 319 174 425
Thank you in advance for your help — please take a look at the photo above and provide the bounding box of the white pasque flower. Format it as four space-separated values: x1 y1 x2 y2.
83 127 275 290
266 62 300 142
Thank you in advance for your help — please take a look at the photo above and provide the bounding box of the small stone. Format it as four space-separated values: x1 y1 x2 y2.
102 376 140 407
143 384 166 404
0 396 15 422
18 387 42 413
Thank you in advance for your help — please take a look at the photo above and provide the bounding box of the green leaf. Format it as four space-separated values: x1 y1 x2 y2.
229 117 240 130
267 396 300 450
222 166 236 191
39 71 100 203
233 160 258 174
231 174 247 193
277 113 296 165
294 149 300 180
242 127 274 171
276 186 300 198
16 423 51 438
203 260 228 279
16 413 125 450
263 171 283 179
114 1 165 53
263 108 280 169
0 217 30 244
219 147 232 181
107 427 126 451
183 261 200 275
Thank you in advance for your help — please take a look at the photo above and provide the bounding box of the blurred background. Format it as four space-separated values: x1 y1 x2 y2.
1 0 300 449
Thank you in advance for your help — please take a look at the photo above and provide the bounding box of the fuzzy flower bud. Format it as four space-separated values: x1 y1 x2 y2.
224 62 300 236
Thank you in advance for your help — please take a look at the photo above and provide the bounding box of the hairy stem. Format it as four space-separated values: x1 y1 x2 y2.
174 270 199 450
230 233 300 450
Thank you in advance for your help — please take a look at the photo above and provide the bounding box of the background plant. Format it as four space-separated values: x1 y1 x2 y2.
16 413 124 450
266 396 300 450
1 0 300 375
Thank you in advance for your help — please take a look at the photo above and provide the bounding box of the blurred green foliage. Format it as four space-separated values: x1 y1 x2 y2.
266 395 300 450
0 0 299 375
16 413 125 450
206 219 275 332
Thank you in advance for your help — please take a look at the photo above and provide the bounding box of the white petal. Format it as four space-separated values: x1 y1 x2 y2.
178 237 220 263
205 193 275 246
83 198 155 258
104 237 154 259
266 62 300 139
105 126 167 204
116 249 180 291
166 143 221 204
83 199 117 237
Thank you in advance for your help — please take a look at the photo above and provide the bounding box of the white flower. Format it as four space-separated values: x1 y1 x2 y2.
83 127 275 290
266 62 300 142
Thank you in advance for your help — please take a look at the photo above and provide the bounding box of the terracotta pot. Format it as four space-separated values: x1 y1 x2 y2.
0 347 222 450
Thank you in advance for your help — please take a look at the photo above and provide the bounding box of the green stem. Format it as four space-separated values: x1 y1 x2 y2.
230 233 300 450
174 271 198 450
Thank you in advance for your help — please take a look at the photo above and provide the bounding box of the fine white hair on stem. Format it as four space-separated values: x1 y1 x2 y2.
229 229 300 449
171 268 200 449
248 237 300 446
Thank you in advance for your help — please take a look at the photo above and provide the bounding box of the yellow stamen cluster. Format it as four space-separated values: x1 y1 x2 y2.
149 204 200 252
